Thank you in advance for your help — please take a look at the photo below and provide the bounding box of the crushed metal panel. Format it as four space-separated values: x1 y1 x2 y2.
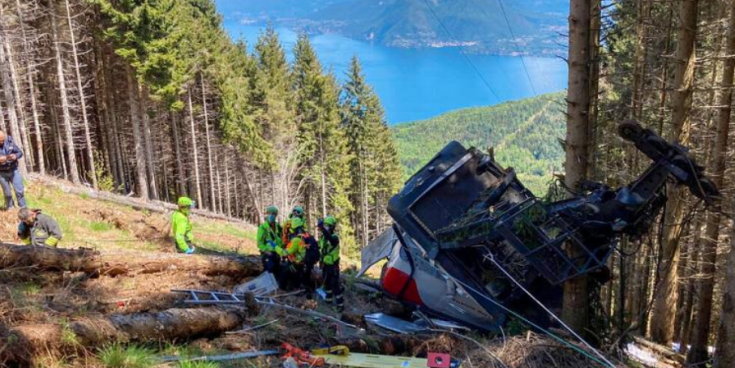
358 228 397 277
364 313 427 334
414 318 471 332
233 272 279 296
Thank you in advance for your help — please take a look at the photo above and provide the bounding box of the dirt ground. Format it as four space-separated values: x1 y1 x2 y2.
0 178 659 368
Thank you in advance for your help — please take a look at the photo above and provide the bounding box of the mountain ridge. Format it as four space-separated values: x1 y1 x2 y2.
217 0 568 56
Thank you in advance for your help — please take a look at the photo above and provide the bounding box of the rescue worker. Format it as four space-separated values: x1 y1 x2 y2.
172 196 196 254
17 207 62 247
284 217 318 296
281 205 305 245
257 206 284 279
318 215 344 312
0 130 25 209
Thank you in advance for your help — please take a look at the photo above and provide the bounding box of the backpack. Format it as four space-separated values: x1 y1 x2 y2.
302 233 321 265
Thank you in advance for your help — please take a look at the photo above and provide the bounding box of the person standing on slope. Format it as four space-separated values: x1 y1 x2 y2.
257 205 285 281
0 130 25 209
318 215 344 312
172 196 196 254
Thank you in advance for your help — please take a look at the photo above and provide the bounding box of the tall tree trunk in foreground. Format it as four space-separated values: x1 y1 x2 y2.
562 0 592 335
587 0 602 178
650 0 699 345
688 1 733 363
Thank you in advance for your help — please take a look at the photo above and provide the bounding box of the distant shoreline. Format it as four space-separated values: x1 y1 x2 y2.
234 18 566 58
224 22 568 123
391 90 566 126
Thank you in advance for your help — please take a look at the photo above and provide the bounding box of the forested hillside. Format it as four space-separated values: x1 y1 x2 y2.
393 93 565 195
0 0 401 251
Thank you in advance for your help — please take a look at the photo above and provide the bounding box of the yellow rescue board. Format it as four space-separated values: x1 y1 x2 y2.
314 353 428 368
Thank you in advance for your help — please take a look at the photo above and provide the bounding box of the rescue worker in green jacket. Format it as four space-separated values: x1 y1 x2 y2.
17 208 63 247
318 215 343 312
284 217 318 295
172 196 196 254
257 205 284 280
281 205 305 245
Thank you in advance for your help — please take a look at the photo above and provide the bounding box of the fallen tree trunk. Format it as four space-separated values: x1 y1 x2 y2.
632 336 686 365
0 243 262 278
1 306 255 364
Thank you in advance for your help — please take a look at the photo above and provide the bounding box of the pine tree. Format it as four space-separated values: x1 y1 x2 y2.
252 25 297 213
340 56 400 249
341 56 374 248
292 34 357 245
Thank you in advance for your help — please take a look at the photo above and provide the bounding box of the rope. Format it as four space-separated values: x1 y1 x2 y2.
447 253 619 368
427 328 509 368
495 0 537 95
418 0 502 103
82 236 169 244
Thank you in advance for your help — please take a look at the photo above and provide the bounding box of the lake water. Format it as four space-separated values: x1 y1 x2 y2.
222 22 568 124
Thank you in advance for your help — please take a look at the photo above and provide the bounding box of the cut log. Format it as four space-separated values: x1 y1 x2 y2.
0 243 262 278
1 306 255 364
633 336 686 365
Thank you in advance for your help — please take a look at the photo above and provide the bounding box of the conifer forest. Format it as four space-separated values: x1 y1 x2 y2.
0 0 735 367
0 0 402 253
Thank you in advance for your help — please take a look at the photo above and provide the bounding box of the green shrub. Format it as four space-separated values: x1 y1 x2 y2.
90 221 113 232
98 343 157 368
178 361 219 368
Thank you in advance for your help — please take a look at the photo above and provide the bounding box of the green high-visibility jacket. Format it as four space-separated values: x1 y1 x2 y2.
257 221 284 255
319 231 340 265
286 235 306 264
172 210 193 252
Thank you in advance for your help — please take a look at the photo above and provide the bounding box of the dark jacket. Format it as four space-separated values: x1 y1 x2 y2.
0 135 23 172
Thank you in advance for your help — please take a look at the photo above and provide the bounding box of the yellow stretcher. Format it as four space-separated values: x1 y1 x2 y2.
313 353 430 368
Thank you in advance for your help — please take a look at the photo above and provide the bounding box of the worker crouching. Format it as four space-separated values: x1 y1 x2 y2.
318 215 343 312
17 208 63 247
257 206 285 284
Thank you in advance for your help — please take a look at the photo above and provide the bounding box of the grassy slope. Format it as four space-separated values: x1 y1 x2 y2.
392 92 566 195
0 177 257 255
